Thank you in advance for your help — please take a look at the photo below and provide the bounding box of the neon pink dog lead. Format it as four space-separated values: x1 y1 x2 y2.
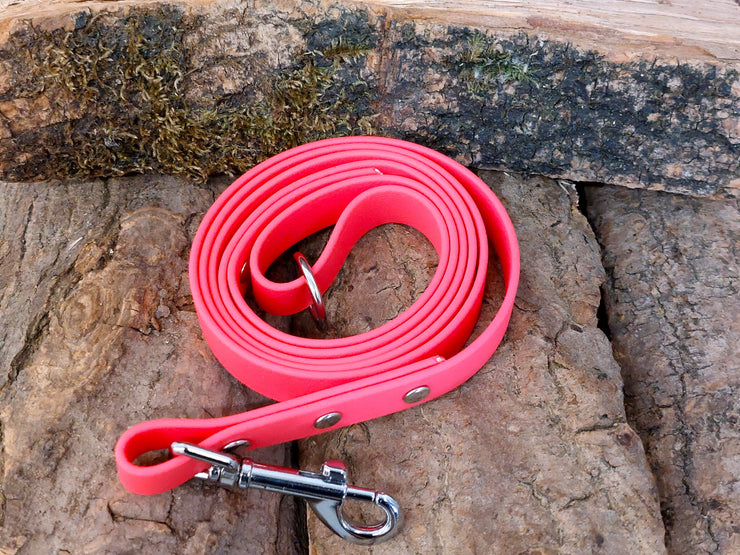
114 136 519 543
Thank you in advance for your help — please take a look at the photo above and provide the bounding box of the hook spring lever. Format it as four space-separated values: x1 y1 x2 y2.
171 442 402 545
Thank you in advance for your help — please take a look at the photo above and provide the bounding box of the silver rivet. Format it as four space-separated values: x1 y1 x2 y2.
223 439 250 452
403 386 430 404
314 412 342 429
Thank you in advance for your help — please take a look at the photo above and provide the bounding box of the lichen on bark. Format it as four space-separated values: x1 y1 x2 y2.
0 2 737 195
0 6 376 180
393 26 739 196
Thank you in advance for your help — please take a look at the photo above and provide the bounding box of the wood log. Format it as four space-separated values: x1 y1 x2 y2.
363 0 740 64
0 171 668 555
2 2 739 554
2 0 738 63
587 185 740 555
0 0 738 196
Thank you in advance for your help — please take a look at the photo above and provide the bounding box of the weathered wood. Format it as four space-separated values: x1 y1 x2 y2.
363 0 740 64
0 0 737 196
296 172 666 554
586 186 740 554
2 0 738 63
0 176 305 554
0 171 669 553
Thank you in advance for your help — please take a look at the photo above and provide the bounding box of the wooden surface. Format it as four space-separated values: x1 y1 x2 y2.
1 0 737 194
361 0 740 63
1 0 738 64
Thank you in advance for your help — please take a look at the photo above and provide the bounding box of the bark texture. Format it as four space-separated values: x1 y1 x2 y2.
586 186 740 555
0 0 737 196
297 172 666 554
0 176 303 554
0 171 671 553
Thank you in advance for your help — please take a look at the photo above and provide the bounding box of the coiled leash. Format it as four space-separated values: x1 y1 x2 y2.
115 137 520 544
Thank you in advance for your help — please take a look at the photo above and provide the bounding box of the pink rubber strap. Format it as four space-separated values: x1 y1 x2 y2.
115 136 520 495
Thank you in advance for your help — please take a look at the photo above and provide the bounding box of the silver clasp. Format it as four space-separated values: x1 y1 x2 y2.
293 251 327 329
171 442 402 545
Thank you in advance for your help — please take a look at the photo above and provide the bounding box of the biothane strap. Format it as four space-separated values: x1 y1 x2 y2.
115 136 520 495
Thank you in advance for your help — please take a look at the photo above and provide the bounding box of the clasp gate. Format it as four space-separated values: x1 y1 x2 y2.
171 442 402 545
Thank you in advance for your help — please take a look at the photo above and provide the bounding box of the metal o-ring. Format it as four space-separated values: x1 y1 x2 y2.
294 252 326 324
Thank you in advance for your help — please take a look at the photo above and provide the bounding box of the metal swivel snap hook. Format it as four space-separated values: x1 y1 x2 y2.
171 442 402 545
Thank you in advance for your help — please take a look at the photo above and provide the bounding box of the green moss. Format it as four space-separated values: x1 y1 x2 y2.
7 6 734 195
451 31 536 96
9 7 375 181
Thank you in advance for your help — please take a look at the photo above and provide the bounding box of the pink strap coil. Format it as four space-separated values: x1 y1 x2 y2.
115 136 520 495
